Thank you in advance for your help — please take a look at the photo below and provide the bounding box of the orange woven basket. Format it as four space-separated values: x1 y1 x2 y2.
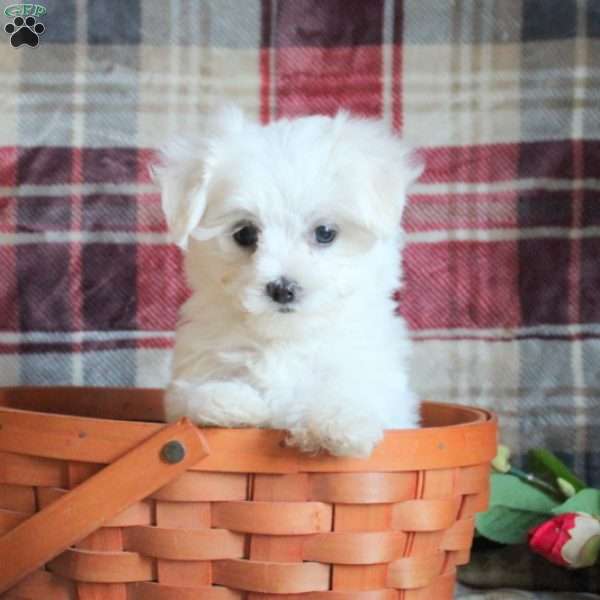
0 387 496 600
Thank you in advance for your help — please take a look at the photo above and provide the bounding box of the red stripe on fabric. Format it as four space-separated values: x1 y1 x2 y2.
276 46 382 118
401 240 520 330
0 246 18 330
0 198 16 233
0 148 17 255
136 245 188 331
137 148 158 184
136 193 166 234
0 146 17 187
421 144 520 183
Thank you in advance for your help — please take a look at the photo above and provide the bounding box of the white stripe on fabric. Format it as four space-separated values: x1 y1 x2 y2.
4 227 600 245
4 178 600 200
414 323 600 340
0 331 174 343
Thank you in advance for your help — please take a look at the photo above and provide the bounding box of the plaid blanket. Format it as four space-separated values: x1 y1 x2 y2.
0 2 599 597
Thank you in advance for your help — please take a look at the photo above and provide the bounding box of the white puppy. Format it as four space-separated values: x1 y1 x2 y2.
155 108 422 457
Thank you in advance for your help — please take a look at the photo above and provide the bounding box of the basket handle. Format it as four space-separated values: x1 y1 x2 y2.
0 418 209 594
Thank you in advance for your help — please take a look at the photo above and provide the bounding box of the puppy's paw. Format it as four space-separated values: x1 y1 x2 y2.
165 379 270 427
287 408 384 458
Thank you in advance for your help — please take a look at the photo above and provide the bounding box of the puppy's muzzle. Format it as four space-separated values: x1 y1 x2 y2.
265 277 299 305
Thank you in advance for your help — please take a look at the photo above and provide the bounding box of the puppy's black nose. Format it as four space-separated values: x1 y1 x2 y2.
266 277 298 304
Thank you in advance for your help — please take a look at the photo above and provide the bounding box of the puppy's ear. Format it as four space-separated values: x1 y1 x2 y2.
372 134 423 235
370 134 425 236
152 137 209 249
332 114 424 236
153 107 248 248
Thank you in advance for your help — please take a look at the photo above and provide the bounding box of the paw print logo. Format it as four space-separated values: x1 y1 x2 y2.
5 16 45 47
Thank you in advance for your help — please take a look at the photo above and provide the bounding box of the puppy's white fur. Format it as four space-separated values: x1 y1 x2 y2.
156 109 422 457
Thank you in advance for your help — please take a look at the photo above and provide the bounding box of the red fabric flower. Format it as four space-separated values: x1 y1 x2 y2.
529 513 600 568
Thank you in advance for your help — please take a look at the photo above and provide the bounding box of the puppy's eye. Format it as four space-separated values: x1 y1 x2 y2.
314 225 337 245
233 222 259 249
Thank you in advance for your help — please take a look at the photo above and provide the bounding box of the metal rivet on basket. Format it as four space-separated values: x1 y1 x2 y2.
161 440 186 464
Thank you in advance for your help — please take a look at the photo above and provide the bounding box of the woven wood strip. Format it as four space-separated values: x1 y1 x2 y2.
37 487 153 528
392 497 461 531
154 500 213 586
309 472 418 503
274 593 400 600
453 548 472 565
123 526 245 560
0 387 166 422
0 419 208 596
386 552 446 589
0 484 36 512
247 473 313 600
0 452 66 488
393 468 457 592
456 464 490 494
132 581 242 599
303 531 406 565
0 403 497 473
0 509 28 535
402 570 456 600
460 489 490 518
331 504 392 591
440 517 475 551
48 548 155 583
212 500 333 535
131 583 401 600
151 471 247 502
1 570 75 600
74 529 126 600
212 559 330 594
65 463 125 600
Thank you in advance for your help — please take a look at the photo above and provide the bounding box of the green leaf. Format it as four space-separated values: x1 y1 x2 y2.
475 473 558 544
475 506 549 544
556 477 577 499
492 445 511 473
528 449 586 493
553 489 600 516
488 473 558 512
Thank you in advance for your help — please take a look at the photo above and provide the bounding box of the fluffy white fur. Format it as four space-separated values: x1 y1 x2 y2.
155 108 422 457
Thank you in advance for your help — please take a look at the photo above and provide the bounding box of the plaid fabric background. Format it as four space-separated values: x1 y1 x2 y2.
0 4 599 596
1 0 599 479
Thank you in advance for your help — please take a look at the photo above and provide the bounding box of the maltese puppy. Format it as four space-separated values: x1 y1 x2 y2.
155 108 422 457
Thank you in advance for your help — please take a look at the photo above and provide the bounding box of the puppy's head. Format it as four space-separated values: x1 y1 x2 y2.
155 108 422 332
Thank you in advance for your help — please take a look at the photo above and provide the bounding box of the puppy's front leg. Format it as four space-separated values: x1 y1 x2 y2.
165 379 270 427
287 397 385 458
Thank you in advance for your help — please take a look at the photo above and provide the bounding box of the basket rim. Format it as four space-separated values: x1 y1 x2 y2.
0 387 497 473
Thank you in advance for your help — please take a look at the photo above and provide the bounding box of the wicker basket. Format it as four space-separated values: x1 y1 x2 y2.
0 387 496 599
